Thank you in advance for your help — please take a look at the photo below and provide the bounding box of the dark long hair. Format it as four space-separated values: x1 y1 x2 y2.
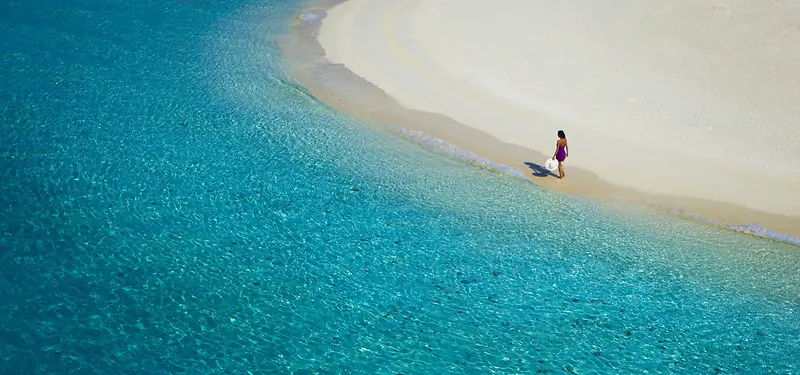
557 130 566 139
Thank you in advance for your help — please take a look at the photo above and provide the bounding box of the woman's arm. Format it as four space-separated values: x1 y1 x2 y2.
565 140 569 158
553 141 559 159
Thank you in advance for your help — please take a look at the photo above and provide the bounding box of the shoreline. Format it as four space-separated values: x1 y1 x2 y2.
279 1 800 245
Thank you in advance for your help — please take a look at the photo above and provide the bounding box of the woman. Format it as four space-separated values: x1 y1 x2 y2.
551 130 568 179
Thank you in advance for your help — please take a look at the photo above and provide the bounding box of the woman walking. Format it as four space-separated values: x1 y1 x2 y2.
552 130 568 179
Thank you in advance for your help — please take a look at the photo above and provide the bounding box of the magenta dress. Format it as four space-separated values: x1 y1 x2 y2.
556 145 567 162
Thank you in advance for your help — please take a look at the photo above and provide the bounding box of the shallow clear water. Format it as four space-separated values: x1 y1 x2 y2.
1 0 799 374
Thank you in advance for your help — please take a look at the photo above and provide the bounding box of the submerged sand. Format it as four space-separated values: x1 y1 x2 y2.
281 0 800 241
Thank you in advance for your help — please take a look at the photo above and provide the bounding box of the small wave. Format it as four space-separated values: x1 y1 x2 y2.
383 122 530 182
664 208 800 247
298 9 327 33
299 10 324 22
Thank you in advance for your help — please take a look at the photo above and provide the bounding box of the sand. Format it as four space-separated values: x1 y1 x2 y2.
282 0 800 241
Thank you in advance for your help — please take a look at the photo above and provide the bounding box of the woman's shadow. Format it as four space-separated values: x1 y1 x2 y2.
524 161 558 178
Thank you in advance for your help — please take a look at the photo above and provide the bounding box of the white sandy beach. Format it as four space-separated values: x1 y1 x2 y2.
316 0 800 220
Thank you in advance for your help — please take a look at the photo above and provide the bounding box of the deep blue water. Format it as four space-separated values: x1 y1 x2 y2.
1 0 799 374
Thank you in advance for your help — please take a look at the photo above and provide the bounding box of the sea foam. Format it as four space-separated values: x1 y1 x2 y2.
384 122 531 182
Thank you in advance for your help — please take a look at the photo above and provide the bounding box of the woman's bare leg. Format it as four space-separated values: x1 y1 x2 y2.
558 162 565 179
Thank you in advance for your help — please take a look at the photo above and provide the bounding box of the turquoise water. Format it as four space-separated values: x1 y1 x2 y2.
1 0 799 374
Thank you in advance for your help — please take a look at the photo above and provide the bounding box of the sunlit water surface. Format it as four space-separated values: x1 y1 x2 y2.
1 0 798 374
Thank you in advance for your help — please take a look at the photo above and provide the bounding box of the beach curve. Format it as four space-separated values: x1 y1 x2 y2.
281 0 800 242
